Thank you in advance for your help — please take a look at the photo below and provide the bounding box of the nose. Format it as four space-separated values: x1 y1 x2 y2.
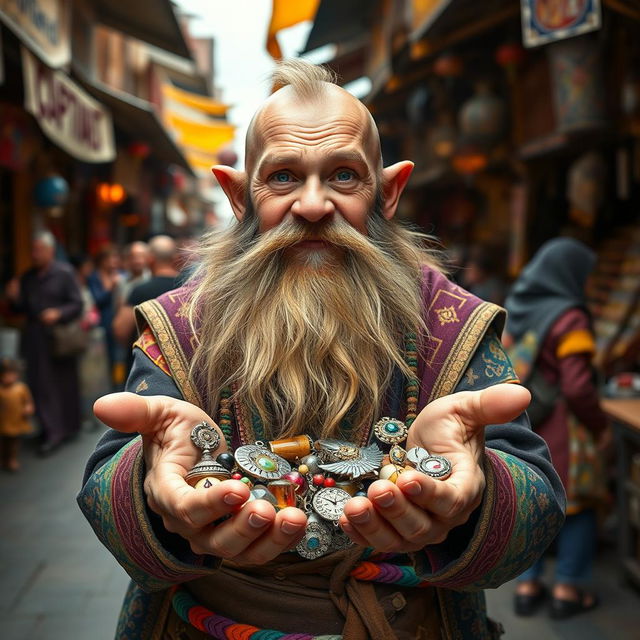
290 177 334 222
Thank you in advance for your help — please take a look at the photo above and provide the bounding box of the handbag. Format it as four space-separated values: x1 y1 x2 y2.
50 319 89 358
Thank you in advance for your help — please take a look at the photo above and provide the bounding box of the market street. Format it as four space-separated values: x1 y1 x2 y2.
0 426 637 640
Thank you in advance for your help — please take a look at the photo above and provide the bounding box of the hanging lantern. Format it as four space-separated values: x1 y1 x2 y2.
451 145 488 175
34 175 70 208
495 43 526 75
459 83 506 146
429 119 457 159
433 53 463 78
97 182 126 206
127 141 151 159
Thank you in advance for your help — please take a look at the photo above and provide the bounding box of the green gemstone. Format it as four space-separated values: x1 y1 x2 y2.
257 456 277 471
385 422 399 433
308 537 320 549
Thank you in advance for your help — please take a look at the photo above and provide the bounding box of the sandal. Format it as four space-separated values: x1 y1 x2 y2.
550 588 599 619
514 584 547 616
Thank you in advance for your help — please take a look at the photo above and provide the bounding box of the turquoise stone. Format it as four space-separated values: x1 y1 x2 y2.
385 422 399 433
307 537 320 549
257 456 277 471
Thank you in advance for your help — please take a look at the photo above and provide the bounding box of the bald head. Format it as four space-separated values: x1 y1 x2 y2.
148 235 177 265
245 62 381 174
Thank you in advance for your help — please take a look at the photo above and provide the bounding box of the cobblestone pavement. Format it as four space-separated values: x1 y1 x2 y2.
0 427 638 639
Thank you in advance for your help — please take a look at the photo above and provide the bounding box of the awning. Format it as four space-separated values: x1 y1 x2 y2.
77 75 194 175
93 0 192 60
164 111 235 154
302 0 374 53
162 84 229 117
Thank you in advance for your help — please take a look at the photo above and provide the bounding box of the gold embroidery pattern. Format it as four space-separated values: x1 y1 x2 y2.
429 303 504 402
175 303 189 318
489 340 507 361
482 354 505 378
136 379 149 393
465 368 479 387
135 300 201 407
435 306 460 326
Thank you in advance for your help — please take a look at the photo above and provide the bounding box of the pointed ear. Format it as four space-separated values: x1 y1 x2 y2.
211 166 247 221
380 161 414 220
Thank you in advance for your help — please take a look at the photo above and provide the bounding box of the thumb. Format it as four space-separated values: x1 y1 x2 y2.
461 383 531 429
93 392 155 434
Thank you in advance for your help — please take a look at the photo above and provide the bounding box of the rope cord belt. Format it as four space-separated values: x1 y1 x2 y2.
171 559 430 639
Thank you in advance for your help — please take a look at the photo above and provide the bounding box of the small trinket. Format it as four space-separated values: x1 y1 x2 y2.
373 417 409 446
268 435 313 460
268 479 297 509
389 445 407 466
311 486 352 521
186 421 231 487
282 471 308 494
247 486 278 506
316 440 384 479
300 454 321 474
234 443 292 481
296 514 333 559
216 452 236 471
379 463 411 484
406 447 452 480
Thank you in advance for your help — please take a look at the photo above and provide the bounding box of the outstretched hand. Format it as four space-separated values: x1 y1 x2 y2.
94 393 307 564
339 384 530 552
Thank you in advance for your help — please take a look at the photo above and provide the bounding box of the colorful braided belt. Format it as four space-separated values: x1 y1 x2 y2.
171 558 430 639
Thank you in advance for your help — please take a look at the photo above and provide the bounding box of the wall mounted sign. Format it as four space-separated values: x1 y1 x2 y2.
521 0 601 48
0 0 70 67
22 47 115 163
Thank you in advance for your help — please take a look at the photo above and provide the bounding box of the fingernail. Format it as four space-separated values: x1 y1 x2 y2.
281 521 303 535
350 510 370 524
224 492 246 506
403 481 422 496
374 492 395 508
248 513 271 528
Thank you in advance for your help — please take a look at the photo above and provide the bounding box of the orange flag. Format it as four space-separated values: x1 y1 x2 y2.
266 0 321 59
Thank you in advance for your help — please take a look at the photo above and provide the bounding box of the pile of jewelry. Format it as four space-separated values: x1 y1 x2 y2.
186 418 452 559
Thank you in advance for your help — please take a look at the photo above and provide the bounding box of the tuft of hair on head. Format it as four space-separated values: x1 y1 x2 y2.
271 59 338 100
33 230 56 248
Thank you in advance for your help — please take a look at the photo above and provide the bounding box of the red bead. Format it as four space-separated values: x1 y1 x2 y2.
323 477 336 487
231 472 243 480
312 474 325 486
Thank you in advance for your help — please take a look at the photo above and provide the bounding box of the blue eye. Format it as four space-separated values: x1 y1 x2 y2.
273 172 291 183
335 170 355 182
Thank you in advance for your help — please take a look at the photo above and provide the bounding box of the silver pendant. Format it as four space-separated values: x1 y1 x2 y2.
316 440 384 478
373 417 408 445
234 444 291 480
406 447 452 480
296 514 333 559
190 421 221 453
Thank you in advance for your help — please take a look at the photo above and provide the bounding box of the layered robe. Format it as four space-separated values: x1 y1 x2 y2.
78 266 565 639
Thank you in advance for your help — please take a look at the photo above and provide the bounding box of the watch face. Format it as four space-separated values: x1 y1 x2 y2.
312 487 351 521
417 455 452 479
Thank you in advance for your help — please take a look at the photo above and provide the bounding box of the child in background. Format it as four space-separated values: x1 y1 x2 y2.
0 357 34 471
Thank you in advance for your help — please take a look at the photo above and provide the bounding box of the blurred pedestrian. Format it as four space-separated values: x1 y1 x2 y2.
506 237 610 619
5 231 83 455
113 241 150 310
0 357 34 471
113 235 179 373
460 245 506 305
87 244 123 386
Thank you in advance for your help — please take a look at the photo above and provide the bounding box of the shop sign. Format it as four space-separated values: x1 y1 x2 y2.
21 47 115 163
521 0 601 48
0 0 70 68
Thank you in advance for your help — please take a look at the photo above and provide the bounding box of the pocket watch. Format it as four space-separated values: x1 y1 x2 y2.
311 486 352 521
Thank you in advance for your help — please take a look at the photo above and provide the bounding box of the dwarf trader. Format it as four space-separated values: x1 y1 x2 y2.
79 61 564 640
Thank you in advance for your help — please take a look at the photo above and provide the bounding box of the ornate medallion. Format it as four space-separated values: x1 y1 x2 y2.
190 421 221 453
389 444 407 466
316 440 384 478
296 515 333 559
406 447 452 480
234 444 291 480
373 417 409 445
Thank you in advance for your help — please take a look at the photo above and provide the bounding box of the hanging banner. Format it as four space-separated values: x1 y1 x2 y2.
0 0 70 67
22 47 115 163
520 0 601 48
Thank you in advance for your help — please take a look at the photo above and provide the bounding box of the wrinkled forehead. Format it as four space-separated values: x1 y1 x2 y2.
245 85 381 173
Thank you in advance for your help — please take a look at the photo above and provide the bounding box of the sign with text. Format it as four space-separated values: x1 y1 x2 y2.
521 0 601 48
22 47 115 163
0 0 70 67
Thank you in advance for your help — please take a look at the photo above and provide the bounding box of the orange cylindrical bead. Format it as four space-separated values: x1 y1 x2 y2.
268 435 312 460
267 480 297 509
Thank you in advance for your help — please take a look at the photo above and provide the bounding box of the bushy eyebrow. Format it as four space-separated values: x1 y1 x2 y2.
259 150 369 171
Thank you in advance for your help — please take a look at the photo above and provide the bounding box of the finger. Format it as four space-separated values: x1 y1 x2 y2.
230 508 307 564
147 475 250 530
341 496 404 553
396 470 483 524
197 500 279 558
460 384 531 430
